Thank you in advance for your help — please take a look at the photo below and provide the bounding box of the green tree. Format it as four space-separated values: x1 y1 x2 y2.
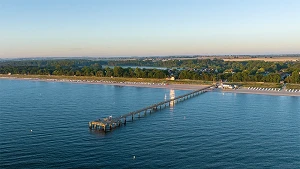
96 70 104 77
291 71 300 83
113 66 123 77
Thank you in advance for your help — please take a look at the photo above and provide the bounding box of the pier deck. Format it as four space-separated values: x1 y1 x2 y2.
89 85 213 132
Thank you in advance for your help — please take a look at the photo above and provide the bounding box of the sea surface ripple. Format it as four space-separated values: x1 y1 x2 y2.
1 79 300 168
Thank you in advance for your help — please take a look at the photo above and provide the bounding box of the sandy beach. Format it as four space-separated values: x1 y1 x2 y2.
221 88 300 97
0 76 210 90
2 76 300 97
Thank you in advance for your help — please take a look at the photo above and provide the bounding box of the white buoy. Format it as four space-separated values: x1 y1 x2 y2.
133 156 136 159
30 130 32 132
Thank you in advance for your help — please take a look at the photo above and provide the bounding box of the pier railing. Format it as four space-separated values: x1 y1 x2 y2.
89 85 213 132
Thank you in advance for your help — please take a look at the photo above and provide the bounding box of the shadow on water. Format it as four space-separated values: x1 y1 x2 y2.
89 129 112 137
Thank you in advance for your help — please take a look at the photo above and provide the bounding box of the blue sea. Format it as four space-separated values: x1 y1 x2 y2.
1 79 300 168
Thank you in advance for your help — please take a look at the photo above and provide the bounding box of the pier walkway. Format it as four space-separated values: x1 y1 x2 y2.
89 85 213 132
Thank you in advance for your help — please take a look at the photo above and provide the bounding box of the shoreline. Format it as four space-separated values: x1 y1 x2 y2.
1 76 300 97
221 88 300 97
0 76 209 91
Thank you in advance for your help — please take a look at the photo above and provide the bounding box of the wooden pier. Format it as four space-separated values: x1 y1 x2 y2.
89 86 213 132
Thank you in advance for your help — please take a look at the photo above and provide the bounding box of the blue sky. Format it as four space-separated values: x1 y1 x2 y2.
0 0 300 58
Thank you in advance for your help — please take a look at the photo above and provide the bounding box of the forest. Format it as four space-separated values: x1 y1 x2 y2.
0 59 299 83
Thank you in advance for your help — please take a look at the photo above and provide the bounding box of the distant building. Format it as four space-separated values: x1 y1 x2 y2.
218 83 235 89
279 72 290 80
222 84 233 89
166 77 175 81
224 69 235 74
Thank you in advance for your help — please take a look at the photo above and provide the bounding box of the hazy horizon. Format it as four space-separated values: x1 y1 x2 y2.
1 0 300 58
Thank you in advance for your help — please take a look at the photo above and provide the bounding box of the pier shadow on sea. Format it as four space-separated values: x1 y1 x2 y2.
89 129 113 137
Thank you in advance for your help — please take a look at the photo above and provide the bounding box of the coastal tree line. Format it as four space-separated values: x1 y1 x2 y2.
0 59 299 83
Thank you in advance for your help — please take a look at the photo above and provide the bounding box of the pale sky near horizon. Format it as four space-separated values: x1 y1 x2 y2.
0 0 300 58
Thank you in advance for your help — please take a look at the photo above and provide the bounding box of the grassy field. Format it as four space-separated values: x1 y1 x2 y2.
223 57 300 62
286 84 300 90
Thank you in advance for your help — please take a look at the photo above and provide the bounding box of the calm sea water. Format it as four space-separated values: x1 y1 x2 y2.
1 79 300 168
